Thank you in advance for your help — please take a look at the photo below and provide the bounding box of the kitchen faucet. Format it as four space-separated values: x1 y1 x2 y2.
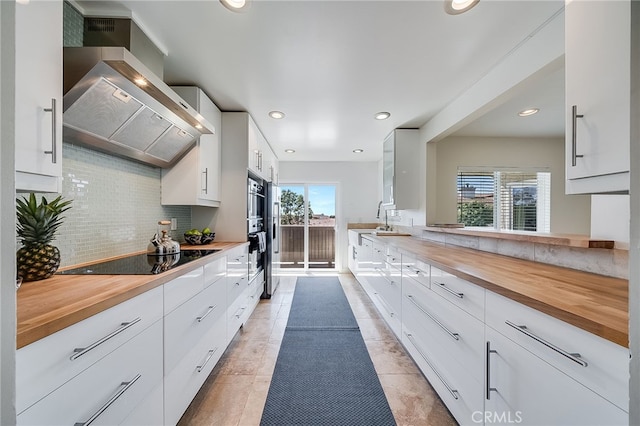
376 201 390 231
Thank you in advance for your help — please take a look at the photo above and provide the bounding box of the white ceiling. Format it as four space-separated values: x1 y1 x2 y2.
74 0 565 162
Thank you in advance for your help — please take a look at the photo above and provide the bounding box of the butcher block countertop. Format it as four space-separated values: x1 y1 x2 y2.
363 235 629 347
16 242 246 349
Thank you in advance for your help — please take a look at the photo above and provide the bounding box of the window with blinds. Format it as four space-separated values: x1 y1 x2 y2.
457 168 551 232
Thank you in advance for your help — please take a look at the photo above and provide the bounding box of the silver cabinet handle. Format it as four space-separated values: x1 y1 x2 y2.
74 374 141 426
434 281 464 299
486 341 497 400
234 307 246 318
71 317 141 361
406 295 459 341
405 332 459 400
505 320 587 367
571 105 584 167
43 98 57 164
197 348 218 372
202 167 208 194
404 264 426 277
197 304 217 322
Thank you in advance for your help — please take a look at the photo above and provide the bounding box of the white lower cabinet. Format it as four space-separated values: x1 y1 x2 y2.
351 238 629 426
16 286 163 414
17 247 255 426
164 259 228 425
18 320 163 426
485 328 627 426
401 275 484 425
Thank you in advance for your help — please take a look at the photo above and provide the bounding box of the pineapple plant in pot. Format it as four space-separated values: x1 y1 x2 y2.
16 193 72 282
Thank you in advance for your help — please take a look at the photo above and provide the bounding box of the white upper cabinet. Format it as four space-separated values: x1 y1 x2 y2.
247 117 277 182
382 129 420 209
565 0 630 194
15 0 63 193
162 87 221 207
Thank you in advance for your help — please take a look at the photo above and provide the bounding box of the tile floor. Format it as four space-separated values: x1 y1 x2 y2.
178 272 457 426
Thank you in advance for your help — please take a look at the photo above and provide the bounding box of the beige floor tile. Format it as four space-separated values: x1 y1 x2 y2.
178 373 254 426
237 376 272 426
237 317 276 341
366 339 422 375
357 317 397 341
218 338 269 375
268 318 288 342
255 340 281 377
379 373 457 426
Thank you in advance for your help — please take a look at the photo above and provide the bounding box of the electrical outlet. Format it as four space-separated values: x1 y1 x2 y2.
170 218 177 230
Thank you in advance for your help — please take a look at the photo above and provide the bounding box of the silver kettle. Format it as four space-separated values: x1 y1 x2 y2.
148 220 181 255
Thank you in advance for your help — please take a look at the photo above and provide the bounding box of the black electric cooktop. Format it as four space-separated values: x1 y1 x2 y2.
57 250 220 275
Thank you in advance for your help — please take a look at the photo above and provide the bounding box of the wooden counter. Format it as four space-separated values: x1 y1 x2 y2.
423 226 617 249
363 235 629 347
17 242 246 349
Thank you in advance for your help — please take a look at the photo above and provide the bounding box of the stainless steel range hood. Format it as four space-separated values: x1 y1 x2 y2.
63 21 214 168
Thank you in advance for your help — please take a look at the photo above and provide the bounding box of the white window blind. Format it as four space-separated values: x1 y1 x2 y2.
457 168 551 232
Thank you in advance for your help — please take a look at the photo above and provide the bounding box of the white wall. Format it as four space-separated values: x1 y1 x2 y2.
279 161 379 272
591 195 630 247
431 136 592 235
1 1 17 423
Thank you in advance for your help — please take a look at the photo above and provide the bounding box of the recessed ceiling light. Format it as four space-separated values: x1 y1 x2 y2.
518 108 540 117
284 149 295 153
353 149 364 153
220 0 249 12
374 112 391 120
444 0 480 15
269 111 285 119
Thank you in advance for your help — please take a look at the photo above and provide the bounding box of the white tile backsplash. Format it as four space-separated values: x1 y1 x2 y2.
32 142 191 267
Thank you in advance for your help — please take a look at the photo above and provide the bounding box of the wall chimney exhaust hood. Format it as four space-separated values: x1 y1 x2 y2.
62 19 214 168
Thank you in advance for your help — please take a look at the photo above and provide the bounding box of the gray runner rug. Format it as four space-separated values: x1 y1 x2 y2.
260 276 397 426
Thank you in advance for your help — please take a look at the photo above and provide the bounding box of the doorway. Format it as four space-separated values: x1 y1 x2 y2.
279 184 336 270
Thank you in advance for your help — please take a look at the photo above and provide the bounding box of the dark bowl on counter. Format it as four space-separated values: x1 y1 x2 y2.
184 232 215 245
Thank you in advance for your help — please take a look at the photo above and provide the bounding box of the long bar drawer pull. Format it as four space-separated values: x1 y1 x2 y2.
434 281 464 299
486 341 498 400
407 295 459 341
71 317 142 361
234 307 246 318
505 320 587 367
197 304 218 322
74 373 141 426
197 348 219 372
43 98 57 164
405 332 459 400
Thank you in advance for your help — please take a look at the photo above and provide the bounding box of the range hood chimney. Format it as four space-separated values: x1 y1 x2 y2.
63 18 214 168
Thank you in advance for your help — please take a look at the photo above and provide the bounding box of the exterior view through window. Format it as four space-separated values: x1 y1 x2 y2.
280 184 336 269
457 169 551 232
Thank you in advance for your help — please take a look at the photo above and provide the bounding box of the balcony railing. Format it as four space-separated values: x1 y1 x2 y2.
280 225 335 268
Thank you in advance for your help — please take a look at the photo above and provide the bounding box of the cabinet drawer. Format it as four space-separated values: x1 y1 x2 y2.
486 327 628 425
430 266 485 320
204 255 226 287
401 253 430 289
384 246 402 270
17 286 163 414
402 279 484 381
18 320 163 426
486 291 629 411
165 315 226 426
402 324 484 425
164 266 205 314
372 242 386 263
164 278 227 373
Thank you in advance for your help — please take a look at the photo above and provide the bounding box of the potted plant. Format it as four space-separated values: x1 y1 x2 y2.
16 193 72 282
